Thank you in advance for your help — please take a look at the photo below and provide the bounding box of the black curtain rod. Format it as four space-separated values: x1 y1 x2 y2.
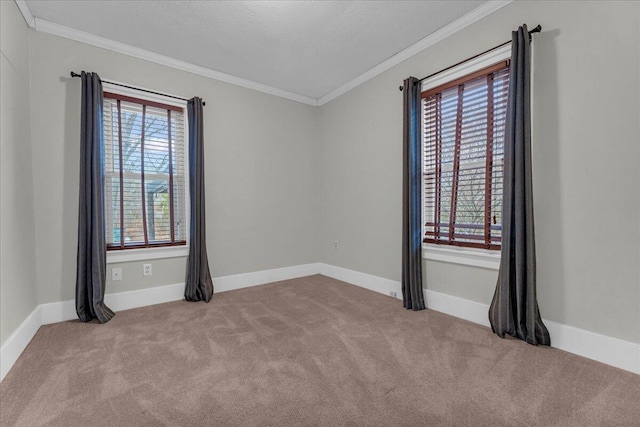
70 71 205 106
399 24 541 91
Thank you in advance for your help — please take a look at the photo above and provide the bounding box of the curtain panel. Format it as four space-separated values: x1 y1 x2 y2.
489 25 550 346
184 97 214 302
402 77 426 311
75 71 115 323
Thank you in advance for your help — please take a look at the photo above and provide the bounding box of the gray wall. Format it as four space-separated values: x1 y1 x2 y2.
2 0 638 349
0 1 39 345
28 31 320 305
318 0 640 344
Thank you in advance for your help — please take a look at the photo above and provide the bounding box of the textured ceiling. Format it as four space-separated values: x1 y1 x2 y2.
24 0 486 100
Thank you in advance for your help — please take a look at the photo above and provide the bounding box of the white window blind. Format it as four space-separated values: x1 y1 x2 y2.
422 62 509 250
103 93 186 249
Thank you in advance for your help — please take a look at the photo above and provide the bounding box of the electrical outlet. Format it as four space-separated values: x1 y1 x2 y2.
143 264 152 276
111 268 122 281
334 240 338 250
389 291 397 298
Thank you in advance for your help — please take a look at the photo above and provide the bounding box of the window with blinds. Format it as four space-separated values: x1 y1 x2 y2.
103 93 187 250
422 62 509 250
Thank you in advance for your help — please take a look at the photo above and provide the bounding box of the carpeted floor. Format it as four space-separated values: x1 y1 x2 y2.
1 275 639 426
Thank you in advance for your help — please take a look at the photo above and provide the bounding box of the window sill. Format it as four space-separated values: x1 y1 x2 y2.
106 245 189 264
422 244 500 270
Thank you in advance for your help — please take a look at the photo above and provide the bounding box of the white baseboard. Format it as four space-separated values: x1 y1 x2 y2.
38 283 186 326
318 263 640 375
543 319 640 375
39 264 323 326
105 283 185 313
3 262 638 382
1 263 321 382
0 306 42 383
424 289 492 328
214 263 321 293
40 299 76 325
318 263 401 297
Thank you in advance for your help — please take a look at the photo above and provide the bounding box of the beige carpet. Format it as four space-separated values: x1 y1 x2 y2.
1 275 638 426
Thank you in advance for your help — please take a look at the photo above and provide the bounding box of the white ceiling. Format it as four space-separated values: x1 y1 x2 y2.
23 0 489 101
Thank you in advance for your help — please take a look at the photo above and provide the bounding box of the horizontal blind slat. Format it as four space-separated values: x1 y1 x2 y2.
104 94 187 247
422 62 508 250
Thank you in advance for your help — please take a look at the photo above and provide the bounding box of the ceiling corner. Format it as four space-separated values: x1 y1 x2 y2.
14 0 35 28
316 0 513 106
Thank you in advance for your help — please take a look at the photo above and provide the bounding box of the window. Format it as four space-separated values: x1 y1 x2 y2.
422 61 510 251
103 92 187 251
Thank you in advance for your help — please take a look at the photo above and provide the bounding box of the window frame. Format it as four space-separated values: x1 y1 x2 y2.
102 82 190 264
421 44 511 270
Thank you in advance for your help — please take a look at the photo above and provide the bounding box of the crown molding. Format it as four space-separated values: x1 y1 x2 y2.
316 0 513 106
14 0 35 28
18 0 511 107
32 17 318 106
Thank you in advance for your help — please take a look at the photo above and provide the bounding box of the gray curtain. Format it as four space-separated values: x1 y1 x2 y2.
402 77 425 311
185 97 214 302
75 71 114 323
489 25 550 346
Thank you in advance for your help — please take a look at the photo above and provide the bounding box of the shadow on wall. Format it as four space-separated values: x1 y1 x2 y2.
532 28 565 325
60 75 81 304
